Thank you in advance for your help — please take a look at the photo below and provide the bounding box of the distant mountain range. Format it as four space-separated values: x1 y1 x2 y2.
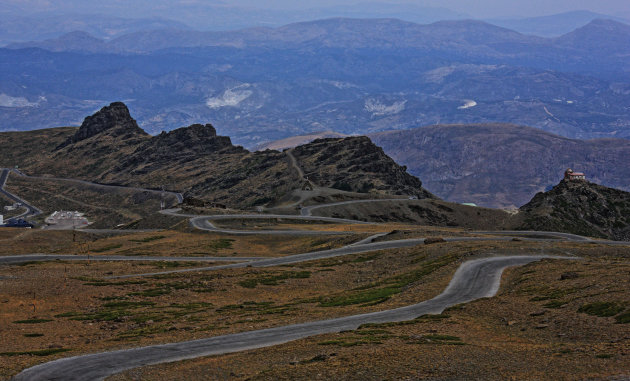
370 124 630 209
0 14 190 45
1 3 627 43
488 10 630 36
246 123 630 209
1 18 629 147
8 17 630 56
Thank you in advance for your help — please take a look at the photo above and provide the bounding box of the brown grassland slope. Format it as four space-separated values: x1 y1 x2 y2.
0 225 628 380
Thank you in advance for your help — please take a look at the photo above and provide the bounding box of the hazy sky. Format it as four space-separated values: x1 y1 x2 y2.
4 0 630 19
233 0 630 18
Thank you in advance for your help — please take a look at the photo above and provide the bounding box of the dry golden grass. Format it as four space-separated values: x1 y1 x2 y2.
109 246 630 381
1 227 628 380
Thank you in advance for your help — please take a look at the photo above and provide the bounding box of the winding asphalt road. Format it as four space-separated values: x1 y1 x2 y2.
177 209 372 236
8 169 184 204
2 172 623 380
12 255 572 381
109 236 520 279
301 198 413 216
0 254 264 266
0 168 42 219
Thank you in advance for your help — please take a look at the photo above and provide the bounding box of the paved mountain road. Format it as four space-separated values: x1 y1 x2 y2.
0 168 42 219
12 255 573 381
0 254 264 266
110 236 520 279
301 198 413 216
2 176 623 380
8 169 184 204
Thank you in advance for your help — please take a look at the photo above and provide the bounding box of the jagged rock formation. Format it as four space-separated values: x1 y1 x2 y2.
0 102 434 208
118 123 242 169
292 137 432 198
518 179 630 241
59 102 148 148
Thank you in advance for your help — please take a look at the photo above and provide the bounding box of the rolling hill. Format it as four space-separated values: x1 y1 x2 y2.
369 124 630 209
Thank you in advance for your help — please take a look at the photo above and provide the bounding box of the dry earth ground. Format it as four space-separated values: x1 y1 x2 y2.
0 229 628 380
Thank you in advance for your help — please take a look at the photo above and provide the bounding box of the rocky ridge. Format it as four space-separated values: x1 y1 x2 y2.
518 179 630 240
292 137 431 198
59 102 148 148
1 102 432 208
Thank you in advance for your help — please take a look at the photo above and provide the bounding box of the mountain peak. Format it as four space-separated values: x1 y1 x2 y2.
59 102 148 148
519 178 630 240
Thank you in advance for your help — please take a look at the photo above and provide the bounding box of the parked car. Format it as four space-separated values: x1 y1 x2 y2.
4 218 34 228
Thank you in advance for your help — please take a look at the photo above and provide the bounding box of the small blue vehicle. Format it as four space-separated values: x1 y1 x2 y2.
3 218 34 228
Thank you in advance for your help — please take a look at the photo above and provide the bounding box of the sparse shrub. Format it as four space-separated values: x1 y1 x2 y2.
578 302 625 317
13 319 53 324
615 310 630 324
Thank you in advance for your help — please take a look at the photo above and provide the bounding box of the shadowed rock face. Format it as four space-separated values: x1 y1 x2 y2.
2 102 436 208
119 123 244 169
59 102 148 148
519 179 630 240
292 136 433 199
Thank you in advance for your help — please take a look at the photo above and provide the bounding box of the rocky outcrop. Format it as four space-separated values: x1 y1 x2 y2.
121 123 242 167
58 102 148 148
3 103 435 209
518 179 630 241
292 136 433 199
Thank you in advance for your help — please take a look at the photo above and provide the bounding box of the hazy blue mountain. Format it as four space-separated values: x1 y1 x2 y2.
5 18 629 81
0 14 190 45
488 10 630 37
1 18 629 147
0 2 466 36
554 19 630 55
370 124 630 208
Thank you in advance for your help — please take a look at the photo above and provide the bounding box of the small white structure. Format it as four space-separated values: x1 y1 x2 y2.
0 215 3 225
45 211 89 229
564 168 586 181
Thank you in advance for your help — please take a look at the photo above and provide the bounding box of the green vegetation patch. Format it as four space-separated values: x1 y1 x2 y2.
319 255 457 307
216 301 295 315
238 271 311 288
13 319 53 324
615 311 630 324
578 302 625 317
529 287 581 302
406 334 464 345
128 288 172 297
0 348 70 357
116 325 171 340
91 244 124 253
73 276 147 287
206 238 235 251
130 235 166 243
152 261 200 269
358 314 450 329
543 300 568 309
